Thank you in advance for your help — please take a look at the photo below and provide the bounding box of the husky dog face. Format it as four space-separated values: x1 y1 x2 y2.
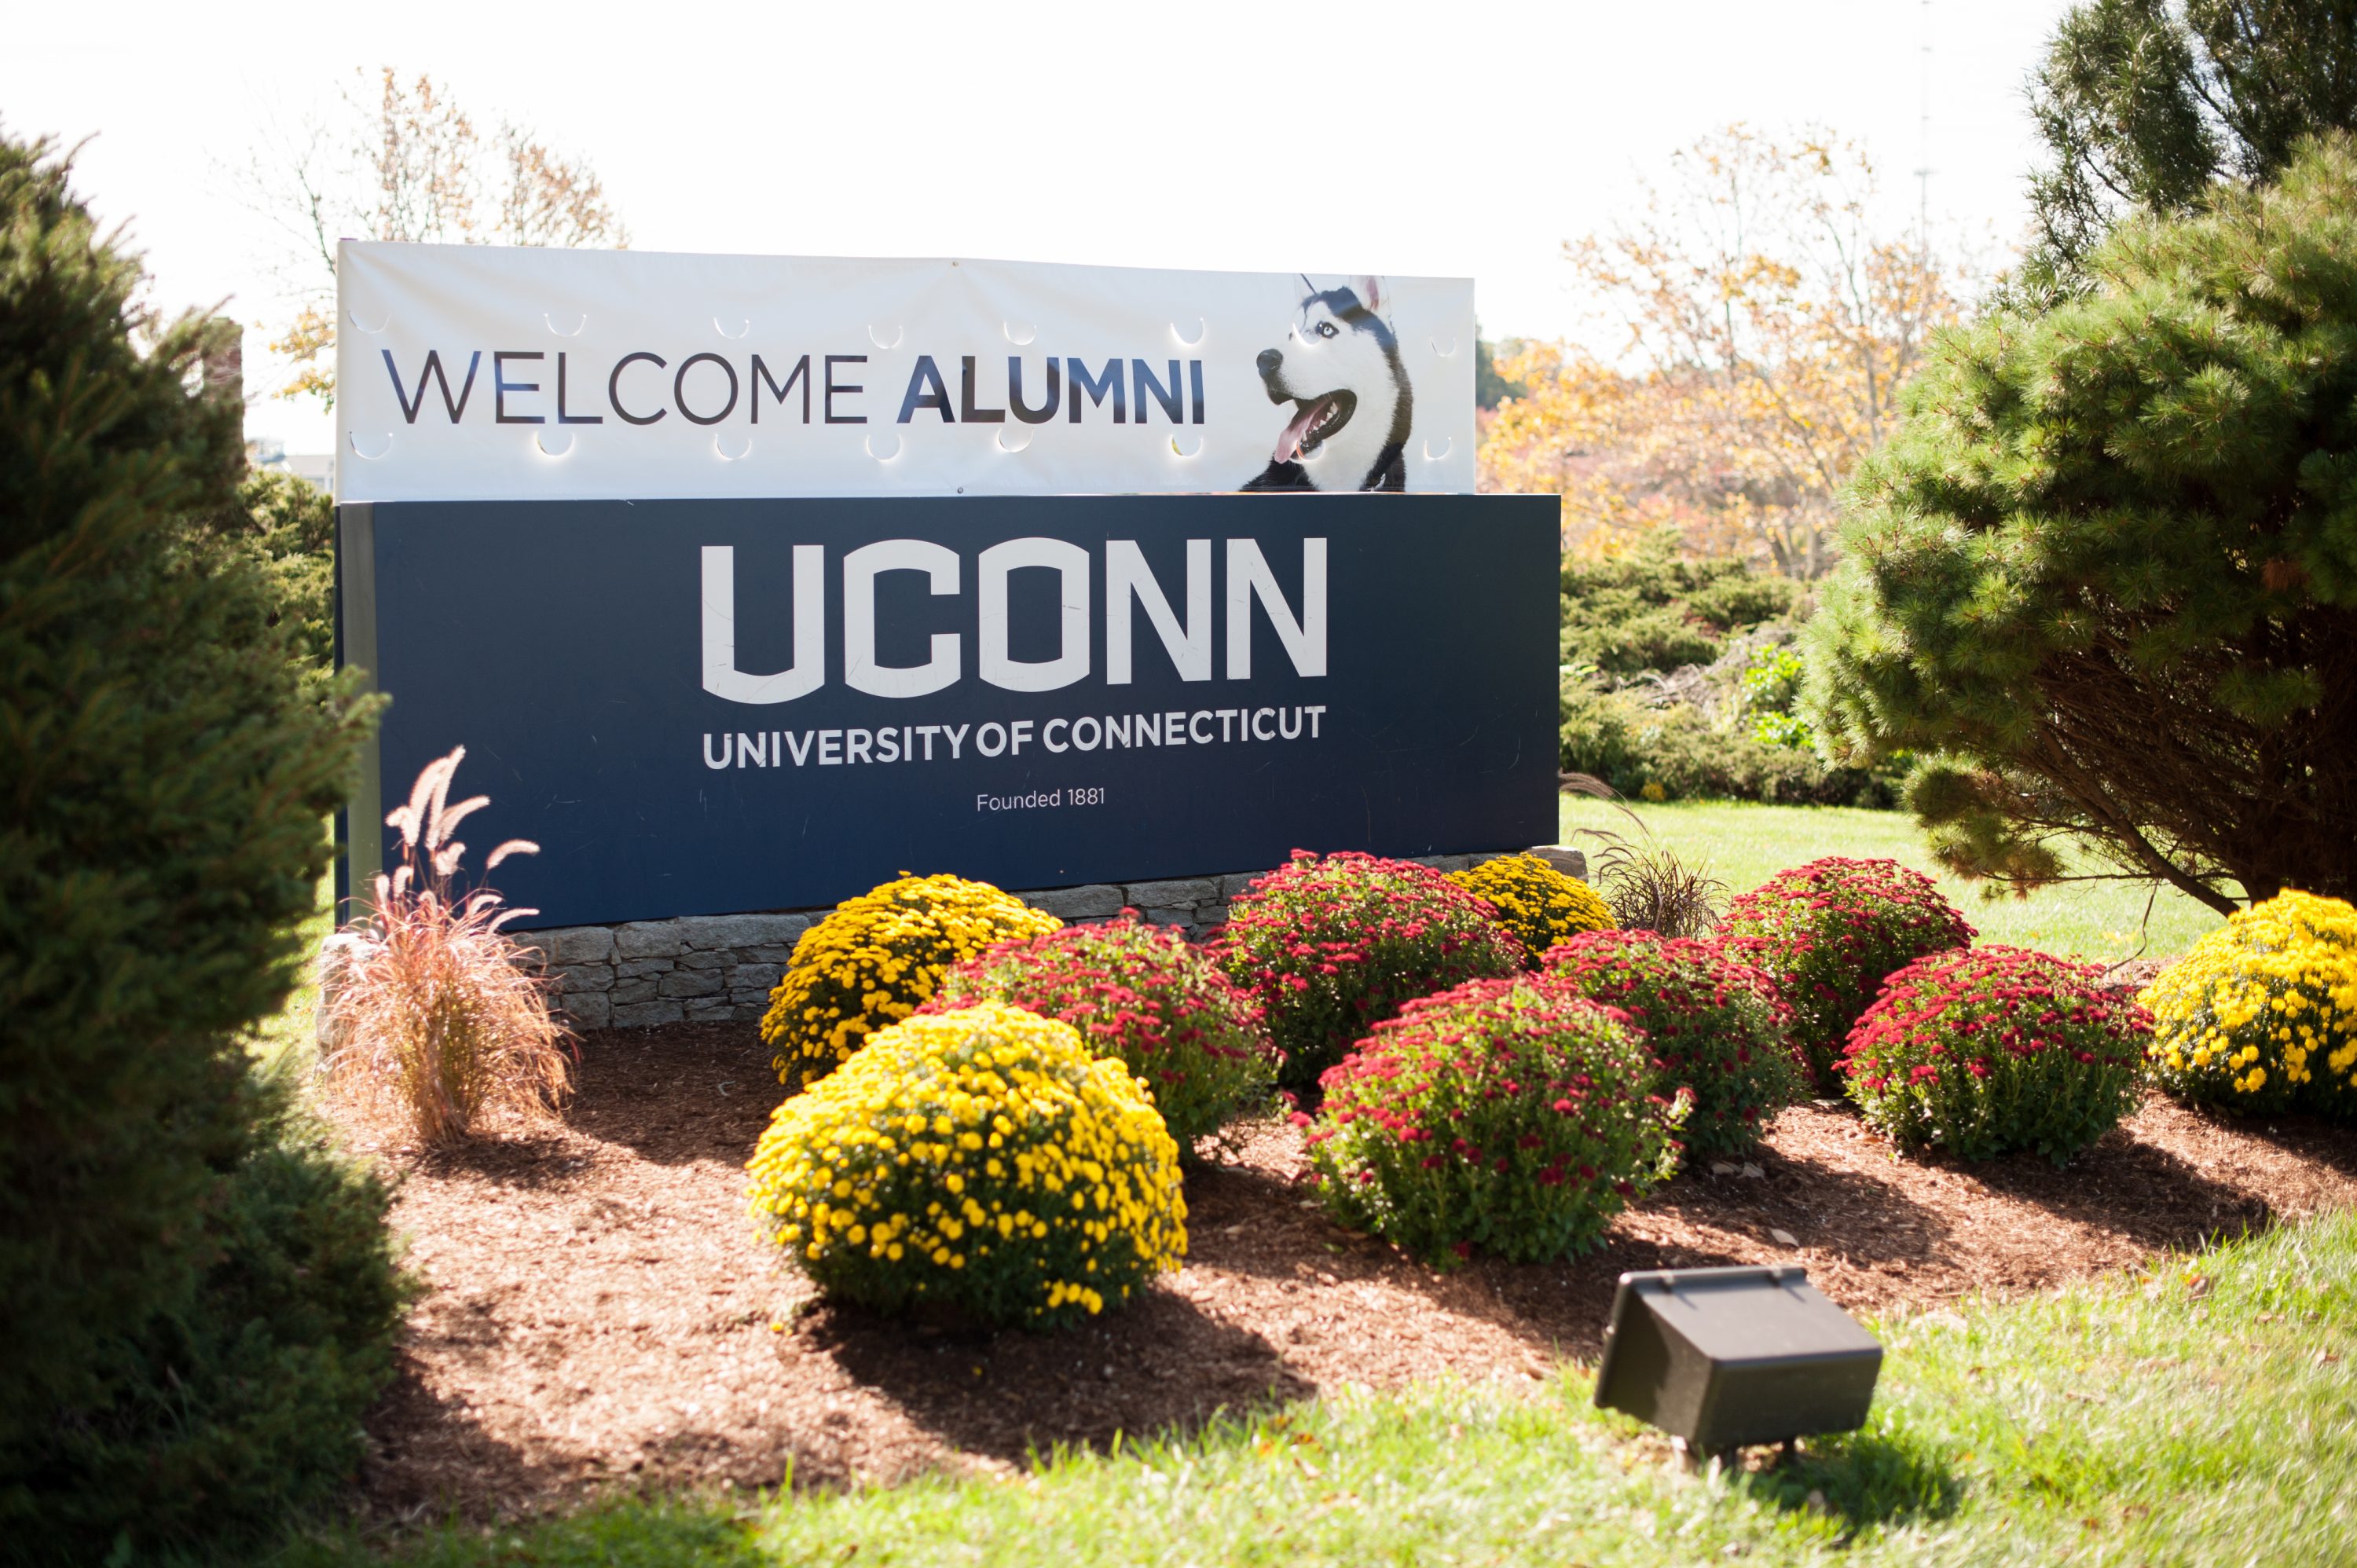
1245 275 1413 492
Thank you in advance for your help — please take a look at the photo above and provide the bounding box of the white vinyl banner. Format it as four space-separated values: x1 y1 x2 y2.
334 244 1476 503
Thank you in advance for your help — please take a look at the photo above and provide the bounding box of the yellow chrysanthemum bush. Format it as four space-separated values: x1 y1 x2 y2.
1448 854 1615 963
745 1003 1186 1328
761 874 1061 1088
2142 891 2357 1119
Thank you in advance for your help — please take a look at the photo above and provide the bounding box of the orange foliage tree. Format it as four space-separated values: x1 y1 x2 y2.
1481 126 1971 577
257 70 629 405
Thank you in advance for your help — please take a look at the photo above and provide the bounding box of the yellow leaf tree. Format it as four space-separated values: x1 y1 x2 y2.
1482 126 1970 577
256 70 630 406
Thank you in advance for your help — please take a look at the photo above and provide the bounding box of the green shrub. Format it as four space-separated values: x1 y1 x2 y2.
926 914 1277 1153
2141 891 2357 1119
1843 946 2149 1163
1215 852 1522 1094
0 136 388 1556
1303 976 1681 1265
1717 857 1978 1087
1559 531 1795 676
1558 666 1900 808
21 1085 411 1552
1541 929 1803 1156
761 874 1061 1088
1446 854 1615 964
746 1004 1186 1328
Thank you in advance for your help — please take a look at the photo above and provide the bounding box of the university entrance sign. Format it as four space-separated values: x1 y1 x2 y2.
334 245 1556 926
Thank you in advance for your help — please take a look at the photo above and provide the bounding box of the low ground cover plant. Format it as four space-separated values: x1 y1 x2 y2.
1446 854 1614 962
1842 945 2149 1163
925 915 1275 1154
324 749 573 1145
1717 856 1977 1086
762 874 1061 1089
746 1003 1185 1328
2143 890 2357 1119
1541 929 1800 1156
1216 851 1521 1093
1303 976 1681 1265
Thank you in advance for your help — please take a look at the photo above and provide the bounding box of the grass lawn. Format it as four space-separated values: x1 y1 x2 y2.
1557 798 2230 964
297 1208 2357 1567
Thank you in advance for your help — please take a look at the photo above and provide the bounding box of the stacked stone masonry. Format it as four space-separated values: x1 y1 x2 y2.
516 847 1585 1032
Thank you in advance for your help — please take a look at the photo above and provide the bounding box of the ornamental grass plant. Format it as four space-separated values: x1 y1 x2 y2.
925 914 1276 1154
1303 976 1681 1266
324 748 574 1146
2142 890 2357 1119
1446 854 1614 962
1541 929 1802 1156
1842 945 2149 1163
762 874 1061 1090
746 1003 1186 1328
1215 851 1521 1094
1716 855 1977 1087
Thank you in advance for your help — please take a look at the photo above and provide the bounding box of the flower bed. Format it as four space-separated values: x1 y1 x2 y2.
2143 890 2357 1119
925 915 1276 1152
1215 851 1521 1093
1717 856 1977 1086
1541 929 1802 1156
760 874 1061 1088
1303 976 1680 1266
1843 945 2148 1162
746 1003 1186 1328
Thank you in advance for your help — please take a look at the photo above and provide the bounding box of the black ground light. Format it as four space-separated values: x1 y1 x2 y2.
1593 1265 1882 1470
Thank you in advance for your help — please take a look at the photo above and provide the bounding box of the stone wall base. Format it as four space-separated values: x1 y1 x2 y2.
488 847 1585 1032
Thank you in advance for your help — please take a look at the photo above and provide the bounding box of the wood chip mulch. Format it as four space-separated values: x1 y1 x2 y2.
352 1021 2357 1524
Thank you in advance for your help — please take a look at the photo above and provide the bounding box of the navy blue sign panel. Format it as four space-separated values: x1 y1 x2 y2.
354 493 1558 928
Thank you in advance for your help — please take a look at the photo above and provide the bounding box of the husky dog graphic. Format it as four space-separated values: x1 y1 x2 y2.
1243 275 1413 492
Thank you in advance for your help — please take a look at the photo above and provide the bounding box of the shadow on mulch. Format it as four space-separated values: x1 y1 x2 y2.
808 1291 1314 1466
354 1024 2357 1526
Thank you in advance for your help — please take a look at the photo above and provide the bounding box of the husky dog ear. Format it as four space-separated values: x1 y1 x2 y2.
1353 274 1386 315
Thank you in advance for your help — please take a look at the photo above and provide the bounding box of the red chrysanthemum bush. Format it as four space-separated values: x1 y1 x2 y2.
1842 945 2150 1163
1716 857 1977 1088
923 914 1278 1154
1302 976 1683 1266
1540 929 1803 1156
1215 851 1522 1093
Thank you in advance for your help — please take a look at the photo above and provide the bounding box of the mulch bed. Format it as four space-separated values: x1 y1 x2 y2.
354 1021 2357 1523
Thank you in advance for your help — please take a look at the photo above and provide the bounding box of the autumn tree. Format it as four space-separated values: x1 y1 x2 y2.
259 69 629 405
1480 127 1970 577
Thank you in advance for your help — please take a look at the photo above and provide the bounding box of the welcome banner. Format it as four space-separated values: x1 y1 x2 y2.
334 244 1477 503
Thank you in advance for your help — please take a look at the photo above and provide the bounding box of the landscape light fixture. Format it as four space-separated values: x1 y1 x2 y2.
1593 1264 1882 1470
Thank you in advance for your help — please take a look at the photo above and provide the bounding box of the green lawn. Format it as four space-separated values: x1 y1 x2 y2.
1556 798 2229 964
296 1210 2357 1567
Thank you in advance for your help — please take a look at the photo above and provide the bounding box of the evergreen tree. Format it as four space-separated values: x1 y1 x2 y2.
1805 137 2357 913
2026 0 2357 292
0 134 397 1555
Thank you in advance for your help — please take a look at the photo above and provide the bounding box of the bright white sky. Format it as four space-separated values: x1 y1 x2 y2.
7 0 2075 455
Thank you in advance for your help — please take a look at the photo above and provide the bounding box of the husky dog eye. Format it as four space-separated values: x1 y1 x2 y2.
1314 321 1339 339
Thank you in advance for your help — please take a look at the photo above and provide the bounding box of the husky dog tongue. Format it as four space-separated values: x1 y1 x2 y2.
1270 391 1354 463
